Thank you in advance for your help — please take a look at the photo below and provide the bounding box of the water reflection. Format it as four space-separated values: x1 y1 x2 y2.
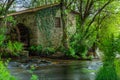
8 59 101 80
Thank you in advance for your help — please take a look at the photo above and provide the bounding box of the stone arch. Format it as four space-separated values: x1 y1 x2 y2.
10 23 30 50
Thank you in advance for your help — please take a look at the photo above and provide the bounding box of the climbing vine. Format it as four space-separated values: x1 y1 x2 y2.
36 5 60 46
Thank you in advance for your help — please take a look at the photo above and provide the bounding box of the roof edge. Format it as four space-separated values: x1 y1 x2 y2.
1 3 60 18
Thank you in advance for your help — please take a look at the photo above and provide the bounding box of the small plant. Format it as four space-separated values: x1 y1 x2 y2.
43 47 56 55
0 61 16 80
30 75 39 80
0 34 5 46
58 46 79 59
0 33 23 57
29 65 39 80
29 45 43 55
6 41 23 56
36 45 43 52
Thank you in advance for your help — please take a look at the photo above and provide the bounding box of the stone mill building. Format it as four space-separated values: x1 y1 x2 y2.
6 3 76 50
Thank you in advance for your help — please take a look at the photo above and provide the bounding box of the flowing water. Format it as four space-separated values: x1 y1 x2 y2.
8 58 102 80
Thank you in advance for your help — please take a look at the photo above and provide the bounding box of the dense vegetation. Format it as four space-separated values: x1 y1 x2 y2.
0 0 120 80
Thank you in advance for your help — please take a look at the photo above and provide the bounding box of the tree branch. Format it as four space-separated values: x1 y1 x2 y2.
66 0 75 9
4 0 15 14
88 0 112 27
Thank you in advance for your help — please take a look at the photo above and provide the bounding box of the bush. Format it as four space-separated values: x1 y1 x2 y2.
0 61 16 80
98 34 120 61
114 59 120 79
29 45 43 56
43 47 56 56
96 34 120 80
95 62 118 80
0 41 23 57
6 41 23 56
0 29 23 57
30 75 39 80
30 45 42 52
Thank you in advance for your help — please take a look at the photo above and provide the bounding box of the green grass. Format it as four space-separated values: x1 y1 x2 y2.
95 64 118 80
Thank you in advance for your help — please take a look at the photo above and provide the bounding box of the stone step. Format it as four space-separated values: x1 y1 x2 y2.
20 50 29 57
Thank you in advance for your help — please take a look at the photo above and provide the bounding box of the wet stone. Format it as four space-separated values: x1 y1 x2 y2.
8 62 21 68
9 59 52 70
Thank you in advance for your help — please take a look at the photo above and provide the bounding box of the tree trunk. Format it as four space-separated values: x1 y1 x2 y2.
60 0 70 50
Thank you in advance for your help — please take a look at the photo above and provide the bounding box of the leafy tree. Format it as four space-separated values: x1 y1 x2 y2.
0 0 15 16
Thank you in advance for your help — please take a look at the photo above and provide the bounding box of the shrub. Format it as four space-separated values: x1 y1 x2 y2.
30 75 39 80
43 47 56 55
29 45 43 56
7 41 23 55
114 59 120 79
0 31 23 57
0 61 16 80
98 34 120 61
96 34 120 80
95 62 118 80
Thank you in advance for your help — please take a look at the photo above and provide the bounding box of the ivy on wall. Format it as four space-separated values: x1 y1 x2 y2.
35 5 60 46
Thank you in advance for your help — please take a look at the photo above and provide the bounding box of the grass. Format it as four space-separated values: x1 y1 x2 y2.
95 61 118 80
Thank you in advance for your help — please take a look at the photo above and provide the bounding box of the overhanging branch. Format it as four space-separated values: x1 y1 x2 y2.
88 0 112 27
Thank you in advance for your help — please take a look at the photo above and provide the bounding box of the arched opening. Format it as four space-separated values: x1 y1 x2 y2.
10 23 30 50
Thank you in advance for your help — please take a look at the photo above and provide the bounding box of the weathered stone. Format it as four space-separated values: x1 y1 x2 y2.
20 50 29 57
6 4 76 51
51 52 65 58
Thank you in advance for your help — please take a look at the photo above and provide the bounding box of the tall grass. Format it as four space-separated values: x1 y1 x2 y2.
96 34 120 80
95 61 118 80
114 59 120 79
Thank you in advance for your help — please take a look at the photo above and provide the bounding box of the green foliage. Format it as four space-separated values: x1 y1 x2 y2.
95 7 120 79
4 16 16 26
43 47 56 55
114 59 120 79
68 15 97 59
36 5 59 46
30 45 56 56
0 40 23 57
0 15 22 57
0 34 5 46
30 45 43 53
96 34 120 80
0 61 16 80
57 46 79 59
98 34 120 61
70 28 96 59
6 41 23 56
28 66 39 80
66 47 79 59
95 62 118 80
30 75 39 80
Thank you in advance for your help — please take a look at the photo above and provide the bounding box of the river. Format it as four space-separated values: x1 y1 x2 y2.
8 57 102 80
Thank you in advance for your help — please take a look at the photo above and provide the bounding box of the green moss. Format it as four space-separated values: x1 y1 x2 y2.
35 5 60 46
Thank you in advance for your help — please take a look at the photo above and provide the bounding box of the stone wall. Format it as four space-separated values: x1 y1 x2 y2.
13 13 40 45
37 9 63 48
12 6 76 49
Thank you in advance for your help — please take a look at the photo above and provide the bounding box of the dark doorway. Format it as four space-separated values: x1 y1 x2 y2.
17 23 30 50
10 23 30 50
